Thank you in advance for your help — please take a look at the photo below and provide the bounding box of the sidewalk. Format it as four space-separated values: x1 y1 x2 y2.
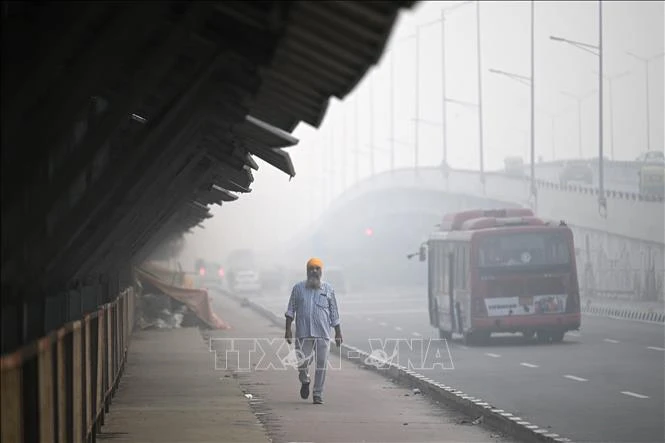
98 327 270 443
99 294 517 443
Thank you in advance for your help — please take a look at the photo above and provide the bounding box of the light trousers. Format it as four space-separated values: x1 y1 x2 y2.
295 337 330 396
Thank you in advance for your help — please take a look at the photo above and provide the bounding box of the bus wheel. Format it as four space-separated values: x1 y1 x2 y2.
536 330 551 343
522 330 536 341
550 330 565 343
465 331 490 346
438 329 452 340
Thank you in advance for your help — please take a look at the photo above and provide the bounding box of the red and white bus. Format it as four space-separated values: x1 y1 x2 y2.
420 208 581 344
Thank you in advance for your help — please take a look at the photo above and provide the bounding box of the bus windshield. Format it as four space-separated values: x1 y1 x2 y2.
477 231 570 268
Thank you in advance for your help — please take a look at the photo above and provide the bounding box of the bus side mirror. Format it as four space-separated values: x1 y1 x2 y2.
419 244 427 262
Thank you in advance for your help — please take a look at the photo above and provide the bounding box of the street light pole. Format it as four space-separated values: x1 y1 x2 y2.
354 93 359 184
369 71 375 176
626 51 665 152
437 2 473 174
551 116 556 161
530 0 536 208
560 90 595 158
550 2 606 214
598 0 605 212
415 27 420 172
441 8 448 174
476 1 485 188
390 48 395 173
342 106 347 188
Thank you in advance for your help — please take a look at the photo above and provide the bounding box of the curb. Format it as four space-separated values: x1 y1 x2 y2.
225 291 575 443
582 305 665 324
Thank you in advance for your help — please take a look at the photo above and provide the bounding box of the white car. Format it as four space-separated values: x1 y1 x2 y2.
637 151 664 164
230 269 261 294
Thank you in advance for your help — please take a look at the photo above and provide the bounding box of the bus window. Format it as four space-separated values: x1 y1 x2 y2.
478 232 570 268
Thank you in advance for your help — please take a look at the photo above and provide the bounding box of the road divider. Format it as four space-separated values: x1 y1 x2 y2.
582 302 665 324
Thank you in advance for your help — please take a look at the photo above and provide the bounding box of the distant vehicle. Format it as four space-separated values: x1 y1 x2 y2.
636 151 664 164
504 156 525 177
559 160 593 187
638 164 664 197
418 208 581 345
226 249 261 294
194 258 226 290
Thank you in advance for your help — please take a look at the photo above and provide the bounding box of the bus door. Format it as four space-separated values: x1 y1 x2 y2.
427 240 437 326
449 251 461 334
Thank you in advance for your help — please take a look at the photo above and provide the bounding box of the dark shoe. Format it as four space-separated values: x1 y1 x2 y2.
313 395 323 404
300 382 310 399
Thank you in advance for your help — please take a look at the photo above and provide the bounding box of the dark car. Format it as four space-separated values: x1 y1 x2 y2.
559 161 593 187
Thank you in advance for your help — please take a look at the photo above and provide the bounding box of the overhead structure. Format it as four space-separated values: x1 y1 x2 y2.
0 1 416 351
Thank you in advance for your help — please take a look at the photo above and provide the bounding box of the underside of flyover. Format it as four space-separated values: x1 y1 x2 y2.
1 1 416 355
284 188 522 289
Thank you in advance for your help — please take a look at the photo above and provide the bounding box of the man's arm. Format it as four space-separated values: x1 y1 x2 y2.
329 289 342 347
284 285 297 344
285 316 293 344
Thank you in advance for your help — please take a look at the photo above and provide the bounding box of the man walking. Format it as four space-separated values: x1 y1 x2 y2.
284 257 342 405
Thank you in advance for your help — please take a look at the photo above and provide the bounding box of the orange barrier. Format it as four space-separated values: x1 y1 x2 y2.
0 288 136 443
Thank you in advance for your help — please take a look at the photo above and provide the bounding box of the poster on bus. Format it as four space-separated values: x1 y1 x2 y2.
484 294 567 317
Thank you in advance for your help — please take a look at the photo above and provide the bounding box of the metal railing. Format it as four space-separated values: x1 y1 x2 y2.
1 288 136 443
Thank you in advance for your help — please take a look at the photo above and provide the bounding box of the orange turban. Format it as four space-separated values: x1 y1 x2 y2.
306 257 323 269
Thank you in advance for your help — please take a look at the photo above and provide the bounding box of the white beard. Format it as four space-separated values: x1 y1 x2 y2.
306 276 321 288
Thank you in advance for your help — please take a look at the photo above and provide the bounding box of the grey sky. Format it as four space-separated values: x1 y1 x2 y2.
181 1 663 267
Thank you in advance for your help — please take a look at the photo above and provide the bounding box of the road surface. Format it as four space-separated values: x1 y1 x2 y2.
249 285 665 443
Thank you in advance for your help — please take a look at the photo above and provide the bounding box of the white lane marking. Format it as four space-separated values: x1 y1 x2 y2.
647 346 665 352
604 338 620 343
349 308 428 316
484 353 501 358
366 317 373 322
621 391 649 399
520 362 539 368
568 332 581 337
564 375 588 382
412 332 422 337
458 345 470 350
395 326 403 331
378 321 388 327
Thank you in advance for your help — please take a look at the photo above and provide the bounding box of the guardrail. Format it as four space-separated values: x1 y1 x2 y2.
582 302 665 324
489 171 664 203
0 288 135 443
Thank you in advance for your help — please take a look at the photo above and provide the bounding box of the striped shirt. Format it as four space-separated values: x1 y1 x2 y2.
285 280 341 340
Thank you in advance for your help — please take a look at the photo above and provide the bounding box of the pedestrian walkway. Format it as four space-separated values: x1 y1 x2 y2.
98 291 516 443
97 327 270 442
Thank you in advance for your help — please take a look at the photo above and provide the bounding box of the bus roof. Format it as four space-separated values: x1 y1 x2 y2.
439 208 534 231
430 208 569 241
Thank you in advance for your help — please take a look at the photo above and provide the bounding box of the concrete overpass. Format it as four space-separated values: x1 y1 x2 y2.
283 165 664 300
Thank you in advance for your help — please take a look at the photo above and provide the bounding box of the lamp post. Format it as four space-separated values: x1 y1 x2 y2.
440 1 474 175
550 1 606 215
369 70 375 176
354 93 359 184
476 0 485 188
413 10 469 173
625 51 665 153
389 33 416 174
488 67 536 206
593 69 630 160
559 89 597 158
